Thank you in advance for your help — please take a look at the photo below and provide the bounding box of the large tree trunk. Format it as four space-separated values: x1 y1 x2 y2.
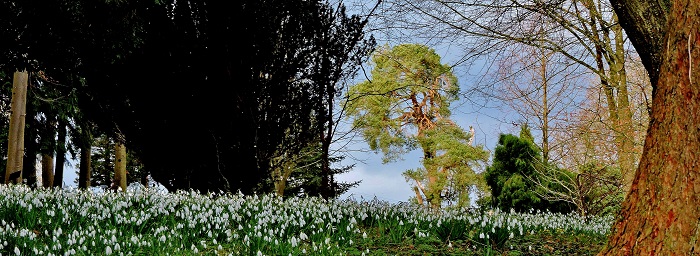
599 0 700 253
114 141 127 192
4 71 28 184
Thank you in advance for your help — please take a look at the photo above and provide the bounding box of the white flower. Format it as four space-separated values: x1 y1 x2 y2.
14 246 20 255
105 246 112 255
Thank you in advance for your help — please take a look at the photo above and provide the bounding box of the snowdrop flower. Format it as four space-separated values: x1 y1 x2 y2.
105 246 112 255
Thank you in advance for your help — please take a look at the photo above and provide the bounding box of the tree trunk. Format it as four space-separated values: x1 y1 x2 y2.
599 0 700 253
4 70 28 184
78 145 91 189
413 186 424 206
41 153 54 188
53 120 67 188
540 49 550 163
114 141 127 192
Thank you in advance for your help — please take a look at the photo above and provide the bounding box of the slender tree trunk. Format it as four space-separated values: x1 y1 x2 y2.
610 15 637 195
114 141 127 192
41 153 54 188
599 0 700 253
4 70 28 184
53 120 67 188
540 49 550 163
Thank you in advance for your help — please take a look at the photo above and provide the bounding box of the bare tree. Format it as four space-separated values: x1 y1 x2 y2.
495 40 584 165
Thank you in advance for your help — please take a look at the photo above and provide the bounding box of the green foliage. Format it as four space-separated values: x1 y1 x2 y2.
346 44 487 208
485 126 574 213
346 44 459 163
485 131 540 212
415 120 489 207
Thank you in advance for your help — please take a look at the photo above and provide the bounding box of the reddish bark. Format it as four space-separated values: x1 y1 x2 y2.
599 0 700 254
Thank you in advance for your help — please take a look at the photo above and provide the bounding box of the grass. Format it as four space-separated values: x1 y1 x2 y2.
0 184 612 255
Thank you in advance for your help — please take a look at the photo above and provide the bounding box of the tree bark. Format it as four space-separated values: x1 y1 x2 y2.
78 145 91 189
4 70 28 184
41 153 54 188
608 0 669 86
599 0 700 254
114 141 127 192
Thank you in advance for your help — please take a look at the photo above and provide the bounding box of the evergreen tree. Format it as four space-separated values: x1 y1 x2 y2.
484 125 574 213
347 44 488 208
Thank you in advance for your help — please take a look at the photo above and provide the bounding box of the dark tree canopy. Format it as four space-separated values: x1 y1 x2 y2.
0 0 375 195
84 0 375 194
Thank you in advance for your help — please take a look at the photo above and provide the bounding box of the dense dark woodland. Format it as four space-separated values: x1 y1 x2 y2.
0 0 375 196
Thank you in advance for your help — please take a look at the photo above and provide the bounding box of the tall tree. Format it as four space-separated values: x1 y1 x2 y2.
599 0 700 254
347 44 488 208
